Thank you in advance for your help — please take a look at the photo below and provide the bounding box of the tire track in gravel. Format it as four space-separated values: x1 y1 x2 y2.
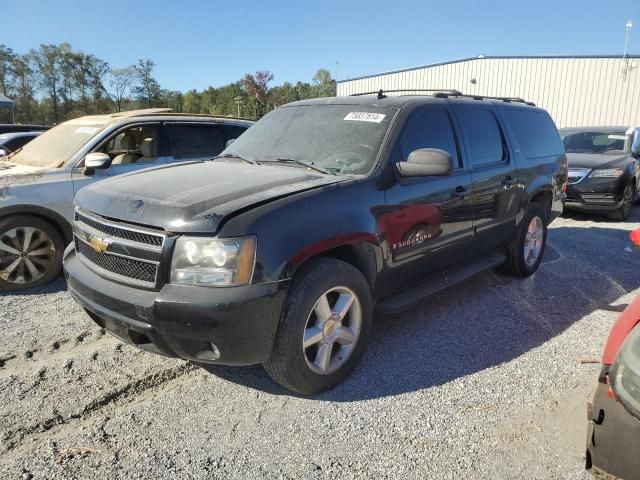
0 329 111 380
1 362 199 455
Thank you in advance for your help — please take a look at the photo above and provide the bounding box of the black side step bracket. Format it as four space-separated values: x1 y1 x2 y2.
375 253 506 315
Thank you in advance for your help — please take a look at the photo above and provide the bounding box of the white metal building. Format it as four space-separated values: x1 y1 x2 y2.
336 55 640 128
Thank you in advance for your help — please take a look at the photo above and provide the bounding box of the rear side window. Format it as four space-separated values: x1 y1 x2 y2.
222 125 249 142
502 109 564 159
399 107 460 167
453 108 505 167
167 124 226 160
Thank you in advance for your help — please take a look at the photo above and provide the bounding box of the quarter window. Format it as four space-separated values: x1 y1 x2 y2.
503 109 564 158
454 108 506 167
399 107 460 168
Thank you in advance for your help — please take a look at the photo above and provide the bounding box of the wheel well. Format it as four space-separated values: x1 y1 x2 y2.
295 243 378 294
530 190 552 218
0 211 72 245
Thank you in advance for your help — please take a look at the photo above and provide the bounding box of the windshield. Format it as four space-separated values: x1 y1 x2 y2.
561 130 627 154
7 122 106 168
222 104 396 175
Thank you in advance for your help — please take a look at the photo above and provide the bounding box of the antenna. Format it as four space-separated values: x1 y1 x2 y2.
623 19 635 80
624 19 633 58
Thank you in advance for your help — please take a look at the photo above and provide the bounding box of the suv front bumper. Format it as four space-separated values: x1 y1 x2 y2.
63 245 288 365
566 177 625 213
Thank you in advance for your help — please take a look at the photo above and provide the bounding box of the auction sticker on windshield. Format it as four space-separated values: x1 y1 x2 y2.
344 112 386 123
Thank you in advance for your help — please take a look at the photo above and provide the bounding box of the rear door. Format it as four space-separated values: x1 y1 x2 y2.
382 105 475 292
165 122 229 163
451 104 520 254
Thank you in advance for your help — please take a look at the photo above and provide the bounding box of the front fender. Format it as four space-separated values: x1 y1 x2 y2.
218 178 386 290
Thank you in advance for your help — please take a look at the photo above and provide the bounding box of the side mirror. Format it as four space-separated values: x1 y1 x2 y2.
83 152 111 175
396 148 453 177
225 138 236 148
0 148 6 157
630 127 640 158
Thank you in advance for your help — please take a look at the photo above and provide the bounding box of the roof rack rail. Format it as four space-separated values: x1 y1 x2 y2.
350 89 463 100
348 89 534 105
448 93 536 106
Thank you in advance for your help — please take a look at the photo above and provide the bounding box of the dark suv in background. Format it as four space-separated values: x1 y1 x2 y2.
561 126 640 220
64 91 567 394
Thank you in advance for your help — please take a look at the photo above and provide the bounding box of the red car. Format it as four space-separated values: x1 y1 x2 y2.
586 227 640 479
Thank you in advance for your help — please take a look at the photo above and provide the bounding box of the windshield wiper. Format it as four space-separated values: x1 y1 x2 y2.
213 153 259 165
264 157 336 175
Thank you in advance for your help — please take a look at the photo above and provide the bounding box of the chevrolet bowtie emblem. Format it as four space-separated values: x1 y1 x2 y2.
89 236 110 254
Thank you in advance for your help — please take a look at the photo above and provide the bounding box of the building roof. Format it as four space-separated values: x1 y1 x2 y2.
0 94 14 109
337 54 640 84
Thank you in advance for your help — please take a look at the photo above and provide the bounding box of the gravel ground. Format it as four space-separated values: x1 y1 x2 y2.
0 208 639 480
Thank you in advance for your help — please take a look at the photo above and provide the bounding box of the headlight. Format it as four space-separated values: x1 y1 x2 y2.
589 168 624 178
610 324 640 418
171 236 256 287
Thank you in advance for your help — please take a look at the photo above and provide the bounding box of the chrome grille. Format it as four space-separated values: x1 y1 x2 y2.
73 208 166 288
75 237 158 283
75 211 164 247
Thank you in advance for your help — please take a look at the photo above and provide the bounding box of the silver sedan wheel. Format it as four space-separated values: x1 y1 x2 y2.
0 227 56 284
303 286 362 375
523 216 544 268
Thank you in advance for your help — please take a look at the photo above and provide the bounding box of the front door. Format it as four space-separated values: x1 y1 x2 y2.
72 123 166 195
382 105 474 294
451 105 520 254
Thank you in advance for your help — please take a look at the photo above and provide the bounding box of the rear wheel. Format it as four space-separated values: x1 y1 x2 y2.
608 183 634 221
264 258 372 395
0 216 64 291
500 202 548 277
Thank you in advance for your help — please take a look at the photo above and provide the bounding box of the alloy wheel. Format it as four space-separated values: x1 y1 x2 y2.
302 286 362 375
523 216 544 268
0 227 56 284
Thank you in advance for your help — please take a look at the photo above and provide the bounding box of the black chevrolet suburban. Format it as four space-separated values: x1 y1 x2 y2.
63 91 567 394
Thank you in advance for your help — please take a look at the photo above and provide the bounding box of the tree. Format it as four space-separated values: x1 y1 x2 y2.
11 55 36 123
108 66 135 112
312 68 336 97
243 71 273 118
0 45 16 96
132 59 162 108
32 44 64 123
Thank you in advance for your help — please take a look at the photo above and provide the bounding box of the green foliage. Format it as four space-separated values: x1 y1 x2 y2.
0 42 338 124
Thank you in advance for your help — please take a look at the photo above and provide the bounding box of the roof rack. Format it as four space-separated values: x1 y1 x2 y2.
350 89 463 100
450 93 536 106
348 89 535 105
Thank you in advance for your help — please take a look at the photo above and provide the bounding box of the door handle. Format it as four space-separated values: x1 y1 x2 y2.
501 175 517 187
451 185 469 198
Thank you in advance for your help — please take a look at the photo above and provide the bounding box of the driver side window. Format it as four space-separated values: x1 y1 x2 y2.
98 125 159 166
399 107 461 168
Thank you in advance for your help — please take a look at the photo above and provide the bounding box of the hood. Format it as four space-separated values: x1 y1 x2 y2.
0 161 53 187
567 152 630 170
76 161 347 233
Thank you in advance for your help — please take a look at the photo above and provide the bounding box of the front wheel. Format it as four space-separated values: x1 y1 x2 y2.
264 258 372 395
0 215 64 291
500 203 548 277
608 183 634 221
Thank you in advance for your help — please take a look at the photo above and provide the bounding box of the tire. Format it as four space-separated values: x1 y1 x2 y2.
500 202 548 277
608 183 634 221
0 215 64 292
264 258 372 395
